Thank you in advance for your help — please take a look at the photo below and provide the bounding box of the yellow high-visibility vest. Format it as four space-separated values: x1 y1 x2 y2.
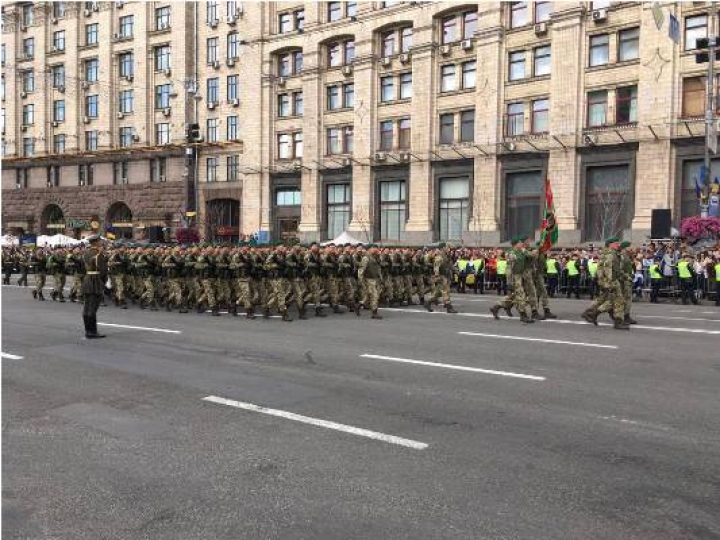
715 263 720 281
677 261 691 279
496 259 507 275
649 264 661 280
472 259 484 272
546 258 558 275
457 259 468 271
567 259 579 277
588 261 598 278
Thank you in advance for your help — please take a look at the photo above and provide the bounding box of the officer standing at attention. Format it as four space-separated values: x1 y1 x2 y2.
648 255 663 303
82 235 108 339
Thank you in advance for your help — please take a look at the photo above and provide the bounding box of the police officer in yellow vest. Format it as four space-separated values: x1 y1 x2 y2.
648 256 663 303
496 252 508 296
456 253 470 294
471 252 485 294
587 256 599 299
545 254 560 297
677 253 698 305
565 253 581 299
714 257 720 306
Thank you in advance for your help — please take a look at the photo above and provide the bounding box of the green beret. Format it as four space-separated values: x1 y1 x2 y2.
620 241 631 249
604 237 620 246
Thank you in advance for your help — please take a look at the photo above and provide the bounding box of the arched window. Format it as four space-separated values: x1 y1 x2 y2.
206 198 240 243
276 48 303 77
41 204 65 234
326 38 355 68
106 201 133 240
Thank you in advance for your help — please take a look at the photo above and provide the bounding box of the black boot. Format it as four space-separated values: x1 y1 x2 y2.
624 314 637 325
212 306 221 316
543 307 558 319
91 316 106 338
614 318 630 330
38 291 45 301
315 306 327 317
532 309 545 321
281 310 293 322
371 309 383 319
581 308 599 326
490 305 501 320
32 290 37 299
332 304 343 314
298 306 308 320
520 312 535 324
246 307 256 320
445 303 458 314
425 300 434 313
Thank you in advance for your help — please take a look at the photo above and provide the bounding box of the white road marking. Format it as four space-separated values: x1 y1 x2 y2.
359 353 545 381
458 331 617 349
1 352 24 360
639 314 720 323
202 395 428 450
97 322 181 334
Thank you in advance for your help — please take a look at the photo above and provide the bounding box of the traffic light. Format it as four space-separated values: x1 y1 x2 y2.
186 123 203 143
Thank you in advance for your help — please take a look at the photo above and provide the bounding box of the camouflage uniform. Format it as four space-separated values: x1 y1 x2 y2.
162 250 184 311
232 249 255 318
321 250 342 313
46 251 66 302
264 248 291 320
426 249 457 313
108 249 128 308
491 247 534 322
285 247 307 319
583 247 627 329
358 250 383 318
304 248 327 316
31 250 47 300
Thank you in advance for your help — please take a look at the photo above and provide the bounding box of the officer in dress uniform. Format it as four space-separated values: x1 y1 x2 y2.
82 234 108 339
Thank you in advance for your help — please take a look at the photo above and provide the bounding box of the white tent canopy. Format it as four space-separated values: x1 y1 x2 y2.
321 231 365 246
1 234 19 246
36 234 82 247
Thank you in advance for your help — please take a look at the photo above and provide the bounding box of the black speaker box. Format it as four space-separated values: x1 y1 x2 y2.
650 209 671 239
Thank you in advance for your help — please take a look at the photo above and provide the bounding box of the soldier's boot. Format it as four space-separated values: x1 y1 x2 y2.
32 290 37 300
532 309 545 321
418 295 425 307
543 307 558 319
230 304 238 317
69 292 77 303
490 305 501 320
16 278 22 286
212 306 221 316
38 291 45 301
332 304 343 314
58 293 66 303
613 318 630 330
504 306 513 317
581 308 599 326
50 291 57 301
371 309 383 320
113 297 119 307
179 301 188 313
195 303 204 314
445 303 458 314
315 306 327 317
624 314 637 325
2 276 8 285
90 316 106 339
121 301 128 310
519 311 535 324
166 301 173 312
150 300 159 311
261 307 270 319
298 307 309 320
246 307 256 320
425 299 434 312
281 309 293 322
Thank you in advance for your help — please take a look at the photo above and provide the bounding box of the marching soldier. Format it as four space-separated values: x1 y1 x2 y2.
581 238 629 330
358 245 383 319
264 244 292 321
108 247 128 308
304 243 327 317
425 246 458 314
16 248 29 287
619 242 637 324
490 237 535 324
46 247 66 302
338 245 359 314
67 247 85 303
31 248 47 301
321 244 343 313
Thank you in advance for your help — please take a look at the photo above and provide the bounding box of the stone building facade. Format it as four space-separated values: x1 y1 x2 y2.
1 1 715 245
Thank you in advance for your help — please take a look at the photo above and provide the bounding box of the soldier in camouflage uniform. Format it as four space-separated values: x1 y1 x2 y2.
16 249 29 286
528 241 557 320
581 238 629 330
322 244 343 313
136 247 159 310
108 247 128 308
379 249 394 306
31 248 47 301
233 245 255 319
67 247 85 303
402 249 416 305
354 244 367 308
285 244 307 319
304 243 327 317
338 245 359 315
358 245 383 319
391 251 407 306
490 237 535 323
264 244 292 321
46 248 66 302
619 241 637 325
425 246 458 313
162 247 184 312
225 247 239 316
195 247 219 315
214 247 232 313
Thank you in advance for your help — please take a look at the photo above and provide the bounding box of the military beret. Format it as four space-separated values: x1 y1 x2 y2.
604 237 620 246
620 241 631 249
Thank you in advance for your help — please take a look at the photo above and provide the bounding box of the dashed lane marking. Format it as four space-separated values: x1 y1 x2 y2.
359 353 545 381
97 322 181 334
458 331 618 349
202 395 429 450
1 352 24 360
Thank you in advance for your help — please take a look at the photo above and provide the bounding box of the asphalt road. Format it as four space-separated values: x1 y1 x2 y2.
2 281 720 540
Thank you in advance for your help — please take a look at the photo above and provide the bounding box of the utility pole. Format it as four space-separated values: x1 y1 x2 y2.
696 34 717 217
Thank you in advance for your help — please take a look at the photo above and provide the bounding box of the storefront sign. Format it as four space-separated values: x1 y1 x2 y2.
112 222 134 228
215 226 239 236
67 219 92 230
46 223 66 229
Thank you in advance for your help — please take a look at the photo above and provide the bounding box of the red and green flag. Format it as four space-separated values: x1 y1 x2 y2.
539 177 558 251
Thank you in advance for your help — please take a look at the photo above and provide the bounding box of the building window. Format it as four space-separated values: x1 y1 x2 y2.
22 70 35 92
533 45 551 76
380 76 395 102
227 75 239 101
78 164 92 186
0 77 4 102
23 137 34 157
206 118 219 142
207 37 218 64
227 32 240 59
345 40 356 64
379 120 393 150
156 123 170 145
327 85 341 109
439 178 469 241
460 109 475 142
441 64 456 92
227 116 238 140
48 165 61 187
585 165 632 241
119 52 134 78
326 184 351 239
206 1 218 24
53 100 65 122
618 27 639 61
278 133 292 159
401 27 412 52
53 31 65 51
343 85 353 108
22 104 34 125
461 61 476 88
119 90 134 113
506 171 542 241
86 95 98 118
509 51 526 81
294 91 304 115
328 1 342 22
278 93 291 116
227 155 239 182
398 118 411 149
616 85 637 124
85 130 98 151
682 76 706 117
207 77 219 103
154 45 171 71
86 23 98 45
278 51 303 76
531 99 549 133
535 1 551 22
155 5 171 29
16 169 28 190
22 4 34 26
155 84 171 109
589 34 609 66
22 37 34 59
587 90 607 127
53 2 66 18
52 65 65 88
279 12 292 33
327 126 353 155
506 103 524 136
113 162 129 185
276 188 301 206
328 42 342 67
382 31 395 57
510 2 528 28
53 134 66 153
463 11 477 39
293 132 303 157
680 159 718 218
442 16 457 44
347 1 357 17
207 157 218 183
119 15 133 38
379 180 406 241
685 14 707 51
85 59 99 82
150 157 166 182
119 127 134 147
399 73 412 99
440 114 455 144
